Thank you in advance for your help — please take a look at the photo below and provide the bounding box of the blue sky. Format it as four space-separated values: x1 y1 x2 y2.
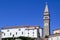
0 0 60 34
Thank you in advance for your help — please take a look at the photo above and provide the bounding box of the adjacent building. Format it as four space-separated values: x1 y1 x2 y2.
53 29 60 34
48 29 60 40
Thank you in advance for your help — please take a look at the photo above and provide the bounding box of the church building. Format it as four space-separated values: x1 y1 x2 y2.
0 3 60 40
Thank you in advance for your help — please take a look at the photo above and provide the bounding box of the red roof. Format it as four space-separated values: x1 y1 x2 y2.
53 28 60 31
2 26 41 29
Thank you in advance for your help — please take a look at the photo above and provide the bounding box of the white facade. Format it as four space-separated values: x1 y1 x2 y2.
1 26 42 38
48 36 60 40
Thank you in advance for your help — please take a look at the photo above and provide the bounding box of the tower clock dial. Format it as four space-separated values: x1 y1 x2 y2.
44 23 48 26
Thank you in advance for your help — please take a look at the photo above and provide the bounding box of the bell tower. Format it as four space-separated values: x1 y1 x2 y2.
43 3 50 37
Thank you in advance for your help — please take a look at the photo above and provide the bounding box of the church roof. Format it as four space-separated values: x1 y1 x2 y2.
2 26 42 29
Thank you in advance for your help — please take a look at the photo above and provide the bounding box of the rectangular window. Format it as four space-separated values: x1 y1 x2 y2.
33 32 34 34
13 35 14 37
10 33 11 35
7 30 9 32
16 32 17 35
28 32 29 34
19 29 21 31
4 33 5 36
22 32 23 35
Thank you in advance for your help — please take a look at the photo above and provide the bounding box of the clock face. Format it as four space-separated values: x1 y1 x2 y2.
44 23 48 26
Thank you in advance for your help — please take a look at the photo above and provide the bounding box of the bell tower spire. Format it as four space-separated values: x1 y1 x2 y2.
43 3 50 37
44 2 49 13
